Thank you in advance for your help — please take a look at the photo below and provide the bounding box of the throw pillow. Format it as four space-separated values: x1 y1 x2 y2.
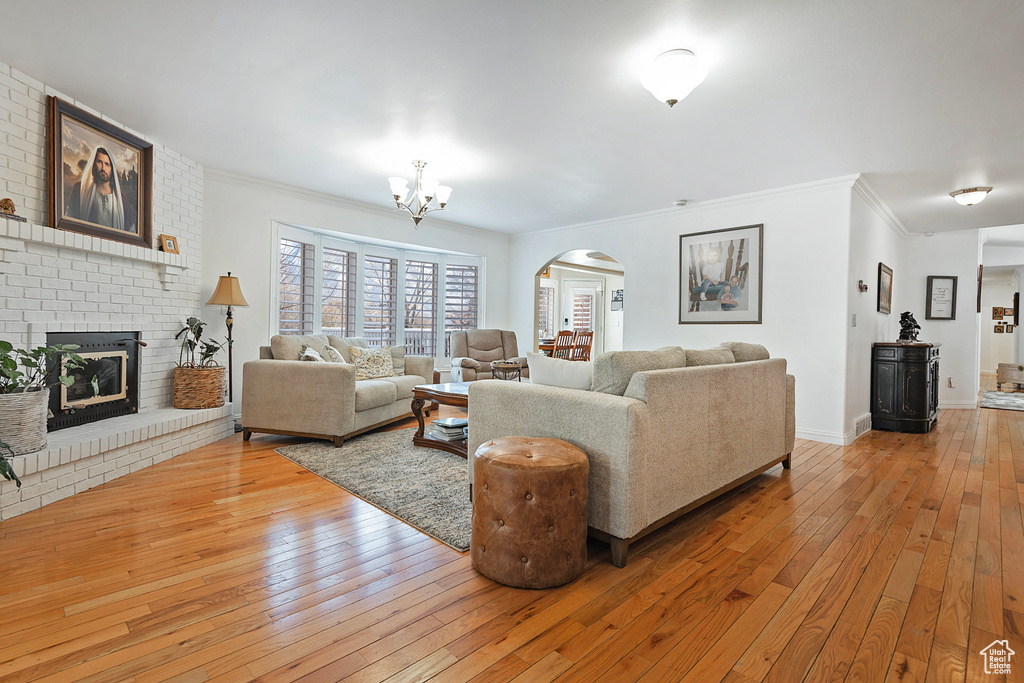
321 344 346 363
300 345 326 362
390 345 406 376
327 336 368 363
349 346 395 380
527 352 592 390
685 347 736 366
590 346 687 396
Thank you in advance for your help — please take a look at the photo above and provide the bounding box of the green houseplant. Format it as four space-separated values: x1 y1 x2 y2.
0 340 84 467
173 317 229 409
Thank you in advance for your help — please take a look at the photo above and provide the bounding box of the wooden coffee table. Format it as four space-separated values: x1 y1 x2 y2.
412 382 470 458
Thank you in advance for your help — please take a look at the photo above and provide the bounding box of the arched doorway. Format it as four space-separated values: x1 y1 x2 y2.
534 250 624 355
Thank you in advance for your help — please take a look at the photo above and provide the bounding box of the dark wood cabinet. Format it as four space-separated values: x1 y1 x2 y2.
871 342 940 433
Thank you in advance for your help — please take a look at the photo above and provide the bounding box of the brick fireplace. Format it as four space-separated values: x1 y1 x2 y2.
0 59 233 520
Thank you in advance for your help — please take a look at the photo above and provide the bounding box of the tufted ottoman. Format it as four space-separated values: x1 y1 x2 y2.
471 436 589 589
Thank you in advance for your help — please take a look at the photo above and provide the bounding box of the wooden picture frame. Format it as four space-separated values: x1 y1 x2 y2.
47 96 153 248
877 263 893 315
158 234 179 254
925 275 957 320
993 307 1004 320
1008 325 1015 333
679 224 763 324
995 324 1005 333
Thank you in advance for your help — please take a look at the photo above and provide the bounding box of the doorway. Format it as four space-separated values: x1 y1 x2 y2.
534 250 624 354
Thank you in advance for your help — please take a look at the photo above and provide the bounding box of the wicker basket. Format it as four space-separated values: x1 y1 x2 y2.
173 366 226 409
0 390 48 455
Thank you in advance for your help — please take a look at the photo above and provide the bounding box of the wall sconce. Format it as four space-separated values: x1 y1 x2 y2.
858 280 869 292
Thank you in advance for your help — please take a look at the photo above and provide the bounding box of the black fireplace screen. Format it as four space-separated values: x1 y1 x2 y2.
47 332 140 431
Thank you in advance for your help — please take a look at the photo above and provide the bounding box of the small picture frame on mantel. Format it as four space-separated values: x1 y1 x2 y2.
925 275 957 320
158 234 179 254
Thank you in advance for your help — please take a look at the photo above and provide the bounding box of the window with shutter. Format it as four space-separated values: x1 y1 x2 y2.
405 260 438 357
363 254 398 346
278 238 314 335
572 293 593 331
322 246 357 336
538 285 555 339
444 264 478 356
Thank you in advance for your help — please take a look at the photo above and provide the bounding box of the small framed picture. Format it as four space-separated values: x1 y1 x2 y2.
877 263 893 315
993 307 1004 320
1008 325 1015 333
995 324 1005 333
158 234 179 254
925 275 957 320
1007 308 1015 317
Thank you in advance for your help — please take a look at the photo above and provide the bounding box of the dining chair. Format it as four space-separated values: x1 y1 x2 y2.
570 330 594 361
552 330 575 359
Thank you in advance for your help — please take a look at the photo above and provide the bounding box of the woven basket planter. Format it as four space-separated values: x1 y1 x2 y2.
0 390 49 455
173 366 226 409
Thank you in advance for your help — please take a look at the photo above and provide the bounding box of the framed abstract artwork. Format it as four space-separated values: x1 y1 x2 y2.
877 263 893 315
679 224 763 324
47 96 153 248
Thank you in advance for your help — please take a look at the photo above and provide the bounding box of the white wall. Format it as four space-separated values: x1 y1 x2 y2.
900 231 982 409
980 281 1016 371
845 188 906 440
201 171 512 411
509 177 857 443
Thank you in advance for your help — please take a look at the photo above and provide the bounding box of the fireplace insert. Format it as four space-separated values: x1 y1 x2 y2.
47 331 142 431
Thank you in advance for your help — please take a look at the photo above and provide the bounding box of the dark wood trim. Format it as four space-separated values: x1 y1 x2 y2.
242 410 418 448
590 453 791 567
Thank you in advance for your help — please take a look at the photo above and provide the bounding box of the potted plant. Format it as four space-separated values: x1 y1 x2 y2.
173 317 229 409
0 340 84 457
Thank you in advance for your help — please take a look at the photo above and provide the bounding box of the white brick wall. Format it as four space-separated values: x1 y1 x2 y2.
0 59 228 520
0 56 204 409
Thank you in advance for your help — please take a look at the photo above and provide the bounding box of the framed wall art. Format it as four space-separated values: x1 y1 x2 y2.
993 307 1004 320
47 96 153 248
679 224 763 324
995 324 1005 333
1008 325 1015 333
158 234 179 254
925 275 957 320
877 263 893 315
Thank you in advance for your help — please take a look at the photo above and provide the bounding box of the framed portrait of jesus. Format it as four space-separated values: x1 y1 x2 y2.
47 97 153 248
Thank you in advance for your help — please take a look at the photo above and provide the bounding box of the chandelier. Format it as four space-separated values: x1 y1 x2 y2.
388 160 452 227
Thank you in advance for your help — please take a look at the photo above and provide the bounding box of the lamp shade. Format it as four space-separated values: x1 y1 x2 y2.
206 273 249 307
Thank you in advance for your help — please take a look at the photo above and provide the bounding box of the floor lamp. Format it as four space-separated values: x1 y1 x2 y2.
205 272 249 404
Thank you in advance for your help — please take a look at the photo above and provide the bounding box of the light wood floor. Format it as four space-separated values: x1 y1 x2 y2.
1 383 1022 682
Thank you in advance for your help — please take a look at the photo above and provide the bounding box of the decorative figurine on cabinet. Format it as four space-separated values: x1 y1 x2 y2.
898 311 921 342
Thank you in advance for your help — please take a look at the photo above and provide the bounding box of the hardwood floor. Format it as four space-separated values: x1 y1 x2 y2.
1 387 1022 682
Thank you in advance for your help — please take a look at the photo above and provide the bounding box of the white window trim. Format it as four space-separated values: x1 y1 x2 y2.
270 221 483 368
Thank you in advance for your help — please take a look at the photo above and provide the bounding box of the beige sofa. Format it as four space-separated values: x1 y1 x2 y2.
449 329 530 382
467 342 795 567
242 335 435 447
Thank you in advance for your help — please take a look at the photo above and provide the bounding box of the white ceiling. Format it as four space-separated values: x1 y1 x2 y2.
2 0 1022 235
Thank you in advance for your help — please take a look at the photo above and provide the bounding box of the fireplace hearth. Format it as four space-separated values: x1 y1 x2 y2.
47 331 142 431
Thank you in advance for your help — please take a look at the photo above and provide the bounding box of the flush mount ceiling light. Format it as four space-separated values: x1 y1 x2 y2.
640 49 708 107
388 160 452 227
949 187 992 206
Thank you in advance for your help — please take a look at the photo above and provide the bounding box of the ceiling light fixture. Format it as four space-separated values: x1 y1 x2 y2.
640 49 708 107
949 187 992 206
388 160 452 227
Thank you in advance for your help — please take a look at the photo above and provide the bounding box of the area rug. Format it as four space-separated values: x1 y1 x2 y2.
979 390 1024 412
276 428 471 551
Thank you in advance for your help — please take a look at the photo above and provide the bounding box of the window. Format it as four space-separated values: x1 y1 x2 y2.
405 260 438 357
278 238 314 335
275 225 482 366
444 264 478 356
538 284 555 339
322 246 356 336
572 293 594 331
363 254 399 346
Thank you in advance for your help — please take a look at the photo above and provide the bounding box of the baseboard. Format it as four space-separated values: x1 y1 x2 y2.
940 402 979 410
795 428 845 446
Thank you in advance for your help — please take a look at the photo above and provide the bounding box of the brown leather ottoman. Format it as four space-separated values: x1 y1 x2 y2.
471 436 588 589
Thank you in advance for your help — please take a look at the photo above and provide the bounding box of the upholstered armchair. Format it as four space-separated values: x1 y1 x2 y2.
449 329 530 382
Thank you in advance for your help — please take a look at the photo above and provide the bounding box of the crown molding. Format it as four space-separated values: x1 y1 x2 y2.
204 167 505 239
851 176 914 240
513 174 862 240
